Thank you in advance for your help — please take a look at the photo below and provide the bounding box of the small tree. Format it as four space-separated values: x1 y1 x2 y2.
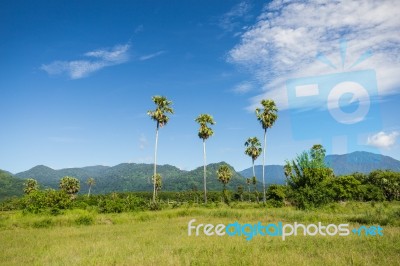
86 177 95 197
217 165 233 203
24 178 38 195
60 176 80 200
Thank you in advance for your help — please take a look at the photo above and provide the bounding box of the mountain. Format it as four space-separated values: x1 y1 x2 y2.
325 151 400 175
14 162 247 194
0 170 24 200
8 151 400 196
239 151 400 184
239 165 286 185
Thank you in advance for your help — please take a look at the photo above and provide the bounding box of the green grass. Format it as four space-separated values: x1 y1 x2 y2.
0 202 399 265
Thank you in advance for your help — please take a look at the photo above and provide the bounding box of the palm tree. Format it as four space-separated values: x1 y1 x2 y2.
244 136 262 180
148 95 173 202
195 114 215 204
255 99 278 202
217 165 233 203
23 178 38 195
153 173 162 198
86 177 95 197
246 178 251 201
60 176 80 200
252 175 259 203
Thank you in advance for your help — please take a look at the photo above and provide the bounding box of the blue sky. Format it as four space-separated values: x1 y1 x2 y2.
0 0 399 174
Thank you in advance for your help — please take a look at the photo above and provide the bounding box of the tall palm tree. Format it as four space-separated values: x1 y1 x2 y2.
244 136 262 181
195 114 215 204
86 177 95 197
255 99 278 202
148 95 174 202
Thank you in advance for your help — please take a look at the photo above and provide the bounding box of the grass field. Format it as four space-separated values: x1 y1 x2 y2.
1 202 399 265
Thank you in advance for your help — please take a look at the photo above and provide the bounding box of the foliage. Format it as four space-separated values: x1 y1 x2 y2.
285 145 335 209
147 95 174 128
195 114 215 140
255 99 278 131
0 170 24 201
244 137 262 161
59 176 80 198
217 165 233 204
22 189 72 213
86 177 95 197
24 178 39 195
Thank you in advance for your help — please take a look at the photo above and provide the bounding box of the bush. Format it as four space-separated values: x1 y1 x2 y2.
22 190 72 213
75 215 94 226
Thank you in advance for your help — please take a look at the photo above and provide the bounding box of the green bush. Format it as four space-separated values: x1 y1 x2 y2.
75 215 94 226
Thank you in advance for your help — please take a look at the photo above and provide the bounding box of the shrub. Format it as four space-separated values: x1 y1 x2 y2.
75 215 94 226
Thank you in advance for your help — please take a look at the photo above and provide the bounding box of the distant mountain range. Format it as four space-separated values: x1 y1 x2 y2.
1 151 399 200
13 162 247 195
239 151 400 184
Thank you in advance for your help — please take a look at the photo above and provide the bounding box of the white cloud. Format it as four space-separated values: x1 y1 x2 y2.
228 0 400 111
139 51 165 61
41 44 130 79
219 1 252 33
367 131 399 149
232 81 253 94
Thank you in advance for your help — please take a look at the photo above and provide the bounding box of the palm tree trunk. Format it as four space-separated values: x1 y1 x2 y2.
153 124 159 203
252 159 256 179
262 129 267 203
248 185 251 202
87 185 91 197
203 139 207 204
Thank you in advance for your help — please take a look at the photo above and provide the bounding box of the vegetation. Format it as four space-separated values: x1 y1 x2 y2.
195 113 216 204
23 178 38 195
216 165 233 204
147 95 174 202
59 176 80 200
244 137 262 192
0 202 399 265
0 170 23 201
86 177 95 197
255 99 278 202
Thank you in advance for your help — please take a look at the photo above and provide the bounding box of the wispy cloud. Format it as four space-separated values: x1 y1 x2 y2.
367 131 399 149
219 1 252 33
134 24 144 33
139 50 165 61
232 81 253 94
138 134 147 150
228 0 400 111
41 44 130 79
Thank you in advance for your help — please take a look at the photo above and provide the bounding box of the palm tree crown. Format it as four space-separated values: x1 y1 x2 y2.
255 99 278 130
147 95 174 128
217 165 233 186
244 137 262 161
195 114 215 140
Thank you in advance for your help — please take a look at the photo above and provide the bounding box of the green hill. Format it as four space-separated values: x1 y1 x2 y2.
15 162 247 194
0 170 24 201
